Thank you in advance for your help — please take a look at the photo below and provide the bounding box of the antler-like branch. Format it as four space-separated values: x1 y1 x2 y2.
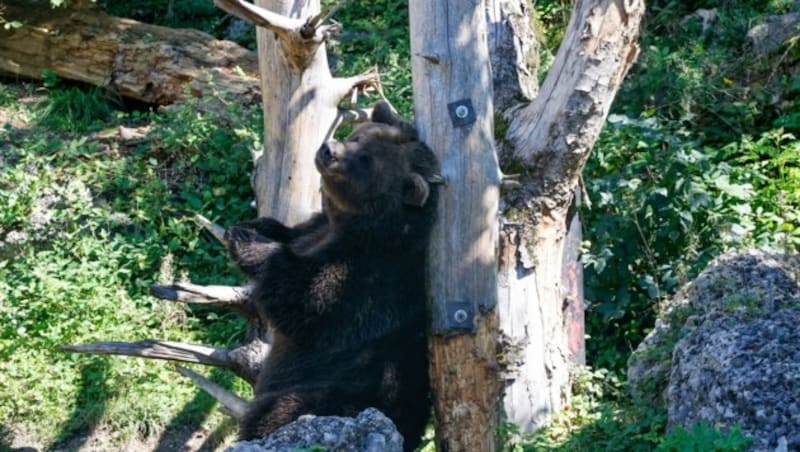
62 337 270 385
213 0 303 37
175 366 248 419
330 66 383 107
61 340 232 367
214 0 341 43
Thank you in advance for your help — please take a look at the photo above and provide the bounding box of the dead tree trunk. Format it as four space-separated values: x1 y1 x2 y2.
411 0 644 448
0 1 260 106
409 1 502 450
496 0 645 434
247 0 374 223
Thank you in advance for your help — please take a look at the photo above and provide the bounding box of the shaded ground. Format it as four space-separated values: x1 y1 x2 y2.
6 422 234 452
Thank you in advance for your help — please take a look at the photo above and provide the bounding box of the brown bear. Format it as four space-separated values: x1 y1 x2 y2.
225 101 439 452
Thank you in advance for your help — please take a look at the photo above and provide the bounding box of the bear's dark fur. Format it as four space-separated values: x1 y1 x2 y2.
225 102 438 452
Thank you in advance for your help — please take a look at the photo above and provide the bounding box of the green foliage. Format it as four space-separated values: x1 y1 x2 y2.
325 0 413 117
34 70 119 133
618 3 800 142
656 423 752 452
532 0 571 51
500 367 666 451
98 0 238 46
580 0 800 372
0 81 260 446
500 368 751 452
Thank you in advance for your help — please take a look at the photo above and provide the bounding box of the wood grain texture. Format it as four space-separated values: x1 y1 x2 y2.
253 0 330 224
0 2 259 105
409 0 502 449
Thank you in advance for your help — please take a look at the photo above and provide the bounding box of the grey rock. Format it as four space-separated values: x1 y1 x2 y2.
628 250 800 451
227 408 404 452
747 12 800 55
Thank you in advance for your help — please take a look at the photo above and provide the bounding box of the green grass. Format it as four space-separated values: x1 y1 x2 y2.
0 82 260 448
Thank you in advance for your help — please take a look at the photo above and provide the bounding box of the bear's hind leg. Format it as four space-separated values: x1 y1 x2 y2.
238 387 329 441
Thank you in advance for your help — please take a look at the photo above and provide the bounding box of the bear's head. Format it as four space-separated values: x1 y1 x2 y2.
315 102 440 219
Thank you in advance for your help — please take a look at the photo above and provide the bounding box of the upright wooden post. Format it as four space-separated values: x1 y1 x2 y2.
409 1 502 450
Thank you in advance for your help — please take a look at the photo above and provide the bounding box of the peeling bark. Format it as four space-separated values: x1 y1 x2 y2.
486 0 539 112
497 0 644 432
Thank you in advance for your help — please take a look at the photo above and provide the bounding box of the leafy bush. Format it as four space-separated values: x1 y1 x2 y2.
325 0 413 116
656 422 752 452
583 120 800 370
501 367 666 451
581 0 800 372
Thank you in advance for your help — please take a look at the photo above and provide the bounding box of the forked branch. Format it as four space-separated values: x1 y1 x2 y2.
214 0 342 44
330 66 383 107
213 0 304 37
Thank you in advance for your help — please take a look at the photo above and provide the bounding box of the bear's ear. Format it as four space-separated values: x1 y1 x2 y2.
403 173 430 207
371 101 418 141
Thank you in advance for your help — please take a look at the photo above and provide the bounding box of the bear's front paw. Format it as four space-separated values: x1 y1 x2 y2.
233 218 292 243
226 226 281 277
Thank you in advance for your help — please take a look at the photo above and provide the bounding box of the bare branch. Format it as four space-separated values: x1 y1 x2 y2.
338 107 373 125
150 282 256 318
213 0 303 36
196 214 227 245
61 340 233 367
501 174 522 189
330 66 383 108
150 282 251 305
175 366 248 419
308 0 350 29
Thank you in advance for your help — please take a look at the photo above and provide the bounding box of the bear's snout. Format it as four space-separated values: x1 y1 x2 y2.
316 141 342 173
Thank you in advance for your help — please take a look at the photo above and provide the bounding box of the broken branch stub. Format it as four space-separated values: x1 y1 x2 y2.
196 214 228 245
176 366 249 419
213 0 338 70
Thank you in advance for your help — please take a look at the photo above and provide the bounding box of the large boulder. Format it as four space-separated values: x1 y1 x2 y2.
628 250 800 451
227 408 405 452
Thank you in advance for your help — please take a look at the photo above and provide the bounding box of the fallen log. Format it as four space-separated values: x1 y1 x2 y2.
0 1 260 106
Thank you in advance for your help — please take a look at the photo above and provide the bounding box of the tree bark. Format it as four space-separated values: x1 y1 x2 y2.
486 0 539 112
412 0 644 445
497 0 644 432
0 1 260 106
409 1 502 451
250 0 330 223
